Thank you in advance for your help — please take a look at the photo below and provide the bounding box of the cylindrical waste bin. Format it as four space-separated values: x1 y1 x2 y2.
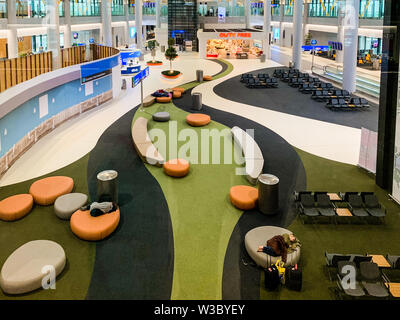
192 92 202 111
196 70 203 82
257 174 279 215
260 54 266 63
97 170 119 204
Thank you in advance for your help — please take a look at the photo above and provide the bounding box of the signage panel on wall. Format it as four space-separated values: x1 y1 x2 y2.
218 7 226 23
80 53 120 84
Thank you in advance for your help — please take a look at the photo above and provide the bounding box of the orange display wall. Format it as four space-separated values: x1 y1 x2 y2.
206 39 262 59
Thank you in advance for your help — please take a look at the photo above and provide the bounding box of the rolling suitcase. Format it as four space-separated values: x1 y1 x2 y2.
264 265 280 291
285 264 302 291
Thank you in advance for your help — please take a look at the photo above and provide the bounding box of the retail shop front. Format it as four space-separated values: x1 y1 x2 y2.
197 29 266 59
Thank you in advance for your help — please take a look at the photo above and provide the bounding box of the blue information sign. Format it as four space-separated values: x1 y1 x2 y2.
132 66 150 88
311 39 317 45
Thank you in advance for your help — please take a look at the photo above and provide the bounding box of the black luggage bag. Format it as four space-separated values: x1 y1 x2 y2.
264 265 280 291
285 266 302 291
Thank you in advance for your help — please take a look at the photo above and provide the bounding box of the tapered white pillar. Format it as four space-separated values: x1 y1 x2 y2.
6 0 17 58
101 0 113 46
124 0 130 45
263 0 271 59
302 0 308 41
135 0 143 51
245 0 251 28
64 0 72 48
292 0 303 69
156 0 161 28
46 0 61 69
336 1 345 63
278 0 284 47
342 0 360 93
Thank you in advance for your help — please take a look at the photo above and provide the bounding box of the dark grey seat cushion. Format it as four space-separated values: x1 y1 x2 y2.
362 282 389 298
352 208 369 217
342 282 365 297
152 112 170 122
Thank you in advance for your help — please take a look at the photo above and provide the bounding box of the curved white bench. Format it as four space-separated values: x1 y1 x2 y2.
131 117 164 167
231 126 264 185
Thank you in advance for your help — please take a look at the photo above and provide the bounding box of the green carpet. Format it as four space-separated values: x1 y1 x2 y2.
260 148 400 300
133 101 249 300
0 155 95 300
180 59 234 91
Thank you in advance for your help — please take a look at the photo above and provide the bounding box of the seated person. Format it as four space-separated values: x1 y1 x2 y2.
257 233 301 263
80 202 118 217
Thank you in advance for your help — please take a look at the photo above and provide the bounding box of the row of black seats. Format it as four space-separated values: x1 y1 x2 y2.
326 97 370 111
240 73 270 83
245 77 278 88
294 191 386 224
311 89 351 100
273 68 300 78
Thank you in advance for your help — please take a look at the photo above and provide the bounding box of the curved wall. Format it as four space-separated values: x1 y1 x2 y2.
0 52 120 176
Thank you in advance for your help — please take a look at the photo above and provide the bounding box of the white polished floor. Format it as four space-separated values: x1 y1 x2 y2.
0 52 363 187
0 52 222 186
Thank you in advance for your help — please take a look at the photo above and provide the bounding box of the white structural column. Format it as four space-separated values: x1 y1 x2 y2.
124 0 130 45
292 0 303 69
46 0 61 69
336 0 345 64
135 0 143 50
155 0 161 28
245 0 251 28
302 0 308 41
6 0 17 59
342 0 360 93
278 0 284 47
64 0 72 48
263 0 271 59
101 0 113 46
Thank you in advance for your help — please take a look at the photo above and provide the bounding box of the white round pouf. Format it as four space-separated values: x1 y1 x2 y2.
245 226 300 268
54 193 88 220
0 240 66 295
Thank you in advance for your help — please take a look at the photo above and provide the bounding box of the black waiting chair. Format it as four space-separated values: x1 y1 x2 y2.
325 252 351 281
312 90 323 100
326 98 340 110
360 98 370 108
359 262 389 298
335 262 366 298
362 193 386 221
298 192 320 223
316 194 336 221
350 255 372 268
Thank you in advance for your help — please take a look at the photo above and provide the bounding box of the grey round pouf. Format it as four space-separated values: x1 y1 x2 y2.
245 226 300 268
54 193 88 220
152 112 170 122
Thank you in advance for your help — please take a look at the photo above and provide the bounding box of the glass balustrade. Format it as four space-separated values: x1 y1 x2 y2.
308 0 338 17
0 0 7 18
70 0 100 17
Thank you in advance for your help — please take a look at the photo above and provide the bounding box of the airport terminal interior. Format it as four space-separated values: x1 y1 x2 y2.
0 0 400 301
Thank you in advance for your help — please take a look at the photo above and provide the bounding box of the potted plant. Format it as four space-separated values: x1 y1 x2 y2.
162 38 181 79
146 40 162 66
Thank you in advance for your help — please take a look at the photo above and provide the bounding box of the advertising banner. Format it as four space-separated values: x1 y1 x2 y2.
358 127 377 174
218 7 226 23
80 53 120 84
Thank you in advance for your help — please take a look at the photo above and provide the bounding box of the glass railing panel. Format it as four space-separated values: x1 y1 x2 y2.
359 0 384 19
17 0 46 18
0 0 7 18
71 0 101 17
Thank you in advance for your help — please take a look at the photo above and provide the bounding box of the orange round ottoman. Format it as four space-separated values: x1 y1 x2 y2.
29 176 74 206
0 194 34 221
173 91 182 99
172 87 185 94
230 185 259 210
203 75 213 81
186 113 211 127
70 208 120 241
156 96 172 103
163 159 190 178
